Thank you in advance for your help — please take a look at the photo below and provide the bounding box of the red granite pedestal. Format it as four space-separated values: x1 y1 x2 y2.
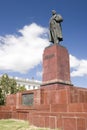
42 44 71 84
0 44 87 130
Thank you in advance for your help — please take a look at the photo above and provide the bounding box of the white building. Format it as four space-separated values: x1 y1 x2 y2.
14 77 42 90
0 74 41 90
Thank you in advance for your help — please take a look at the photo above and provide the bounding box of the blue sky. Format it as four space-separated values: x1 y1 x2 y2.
0 0 87 88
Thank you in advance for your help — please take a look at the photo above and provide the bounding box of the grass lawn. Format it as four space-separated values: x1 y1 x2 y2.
0 119 60 130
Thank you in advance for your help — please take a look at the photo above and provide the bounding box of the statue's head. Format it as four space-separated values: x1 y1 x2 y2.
52 10 56 15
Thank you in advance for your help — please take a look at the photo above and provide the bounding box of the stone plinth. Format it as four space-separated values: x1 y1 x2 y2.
42 44 71 85
1 44 87 130
1 86 87 130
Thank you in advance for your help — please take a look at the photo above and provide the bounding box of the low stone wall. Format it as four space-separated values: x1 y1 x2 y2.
0 86 87 130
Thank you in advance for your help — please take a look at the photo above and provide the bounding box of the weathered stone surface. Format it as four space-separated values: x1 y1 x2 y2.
0 44 87 130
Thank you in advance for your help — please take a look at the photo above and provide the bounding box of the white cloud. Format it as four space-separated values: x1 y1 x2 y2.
70 55 87 77
0 23 87 78
0 23 50 73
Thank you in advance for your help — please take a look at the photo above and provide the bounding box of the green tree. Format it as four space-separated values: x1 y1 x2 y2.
8 78 17 94
0 74 10 101
0 88 4 105
17 85 26 92
0 74 27 105
0 74 17 104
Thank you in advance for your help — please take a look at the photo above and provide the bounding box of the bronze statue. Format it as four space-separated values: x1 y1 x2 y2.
49 10 63 44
